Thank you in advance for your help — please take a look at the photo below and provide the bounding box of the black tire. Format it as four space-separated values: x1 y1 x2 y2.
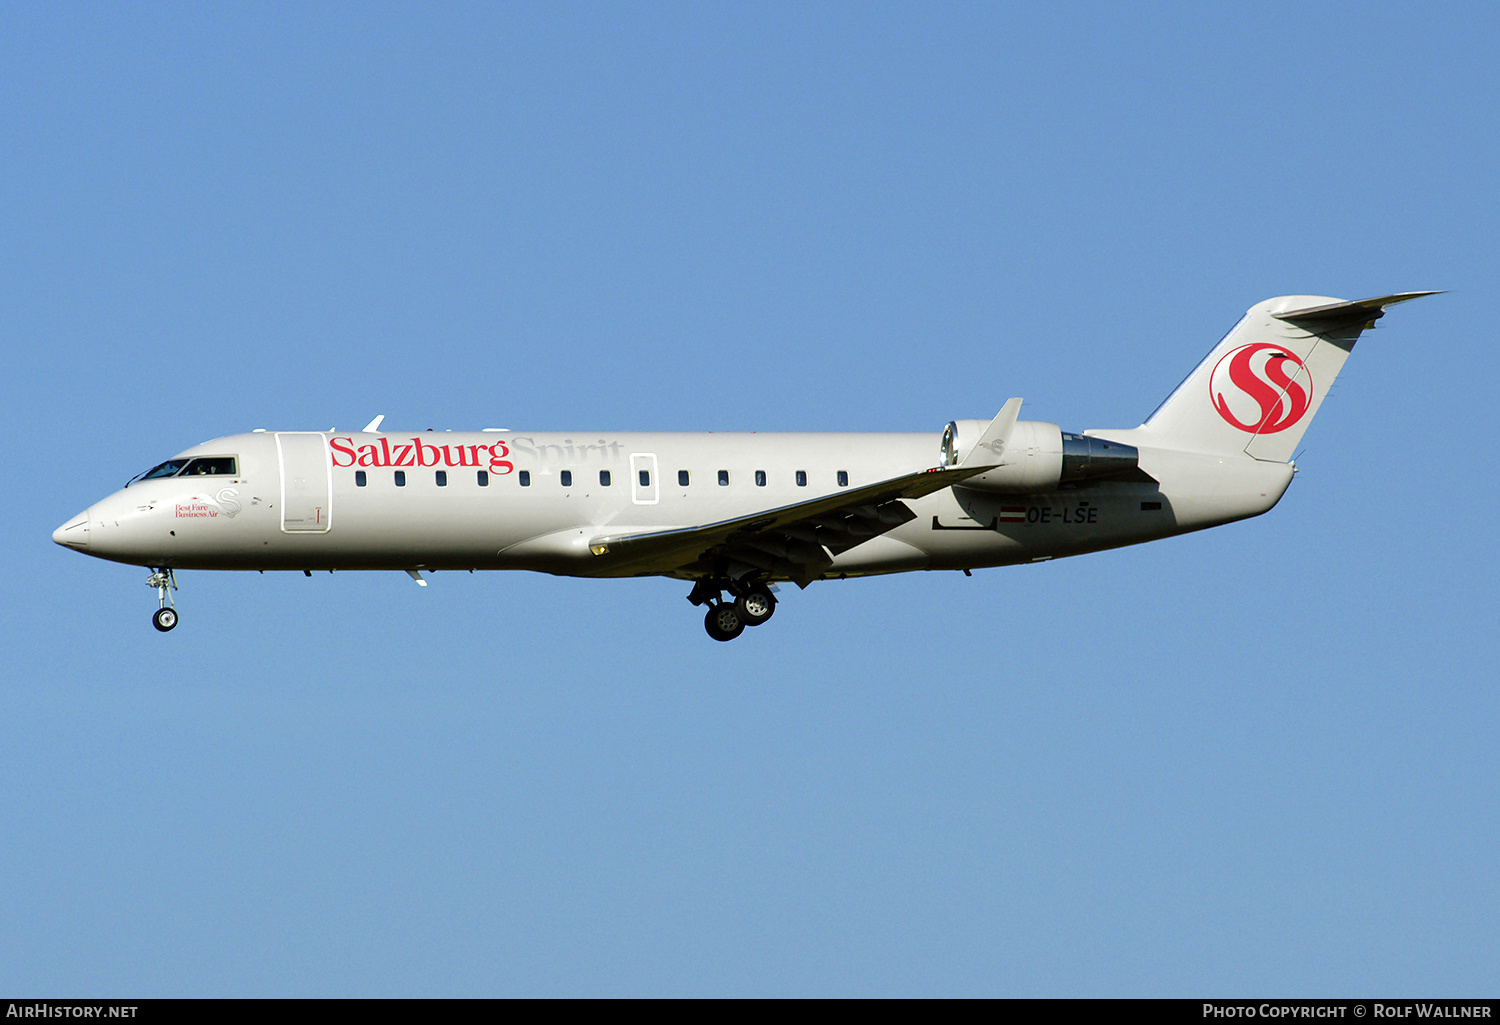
152 607 179 632
735 589 776 627
704 603 744 642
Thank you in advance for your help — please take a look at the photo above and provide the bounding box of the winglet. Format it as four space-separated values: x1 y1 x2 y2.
959 398 1023 466
362 414 385 433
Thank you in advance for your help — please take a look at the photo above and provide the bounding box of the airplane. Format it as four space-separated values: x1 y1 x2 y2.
53 292 1435 640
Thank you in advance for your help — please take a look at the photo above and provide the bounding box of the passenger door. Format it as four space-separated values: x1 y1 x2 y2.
276 433 332 532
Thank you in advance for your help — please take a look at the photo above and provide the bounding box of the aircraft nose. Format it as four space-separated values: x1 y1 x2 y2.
53 509 91 549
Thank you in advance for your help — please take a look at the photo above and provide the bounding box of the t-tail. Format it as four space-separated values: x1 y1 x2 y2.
1129 292 1439 462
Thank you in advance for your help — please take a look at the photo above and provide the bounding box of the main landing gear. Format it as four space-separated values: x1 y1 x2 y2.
147 567 178 632
689 578 777 642
704 603 744 642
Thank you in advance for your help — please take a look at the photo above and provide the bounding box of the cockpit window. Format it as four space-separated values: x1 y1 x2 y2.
182 456 238 476
134 460 189 483
127 456 238 486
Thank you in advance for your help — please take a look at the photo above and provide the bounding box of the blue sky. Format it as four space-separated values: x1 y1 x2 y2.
2 1 1496 996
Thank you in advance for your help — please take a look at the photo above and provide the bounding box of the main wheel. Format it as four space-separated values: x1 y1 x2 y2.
735 589 776 627
704 603 745 642
152 607 179 632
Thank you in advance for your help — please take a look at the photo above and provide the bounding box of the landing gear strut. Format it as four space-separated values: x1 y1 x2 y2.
147 567 178 632
689 578 777 640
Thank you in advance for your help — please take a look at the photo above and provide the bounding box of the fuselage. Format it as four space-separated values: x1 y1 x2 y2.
50 293 1429 639
53 426 1295 580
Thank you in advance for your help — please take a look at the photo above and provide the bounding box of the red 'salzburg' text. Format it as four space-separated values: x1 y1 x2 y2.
329 437 515 475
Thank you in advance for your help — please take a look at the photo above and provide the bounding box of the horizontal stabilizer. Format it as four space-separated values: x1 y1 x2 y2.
1272 292 1442 329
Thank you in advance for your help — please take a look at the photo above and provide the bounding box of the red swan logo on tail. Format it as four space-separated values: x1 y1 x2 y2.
1209 343 1312 434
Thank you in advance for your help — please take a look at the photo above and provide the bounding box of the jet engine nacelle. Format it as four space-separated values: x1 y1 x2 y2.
939 419 1142 493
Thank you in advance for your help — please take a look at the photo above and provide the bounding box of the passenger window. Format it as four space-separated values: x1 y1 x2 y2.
718 470 729 486
519 471 531 487
394 471 407 487
837 470 849 487
355 471 367 487
678 470 690 487
560 470 572 487
600 470 611 486
754 470 766 487
477 470 488 486
639 469 650 487
435 470 448 487
796 470 807 487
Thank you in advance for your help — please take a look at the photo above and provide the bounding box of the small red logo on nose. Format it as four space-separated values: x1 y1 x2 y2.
1209 343 1313 434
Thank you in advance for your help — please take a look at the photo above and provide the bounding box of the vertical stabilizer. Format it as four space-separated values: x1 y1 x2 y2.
1134 293 1436 462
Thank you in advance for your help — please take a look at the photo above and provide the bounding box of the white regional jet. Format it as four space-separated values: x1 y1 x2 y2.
54 293 1434 640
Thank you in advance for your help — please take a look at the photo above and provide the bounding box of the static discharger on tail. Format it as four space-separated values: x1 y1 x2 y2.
54 292 1437 640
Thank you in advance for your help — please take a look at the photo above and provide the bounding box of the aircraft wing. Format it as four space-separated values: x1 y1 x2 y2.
586 463 995 583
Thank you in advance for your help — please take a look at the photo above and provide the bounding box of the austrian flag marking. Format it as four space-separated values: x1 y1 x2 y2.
1000 507 1026 523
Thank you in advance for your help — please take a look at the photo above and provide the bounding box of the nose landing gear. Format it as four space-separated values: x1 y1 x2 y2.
146 568 178 632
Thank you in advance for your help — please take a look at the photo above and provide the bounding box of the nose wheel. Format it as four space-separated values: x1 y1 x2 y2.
146 568 179 632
